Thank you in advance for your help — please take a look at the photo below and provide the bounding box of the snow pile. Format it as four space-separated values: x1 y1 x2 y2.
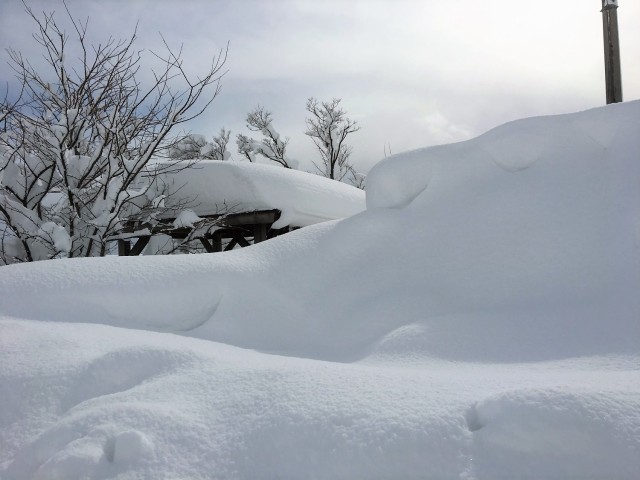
1 101 639 479
155 161 365 228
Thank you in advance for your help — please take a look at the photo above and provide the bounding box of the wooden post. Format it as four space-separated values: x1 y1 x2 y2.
211 232 223 252
200 238 215 253
601 0 623 104
253 223 267 244
118 239 131 256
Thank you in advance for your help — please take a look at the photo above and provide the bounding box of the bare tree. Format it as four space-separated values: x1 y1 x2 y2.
305 97 360 183
350 171 366 190
236 106 294 168
204 128 231 161
167 134 208 160
236 133 255 163
168 128 231 161
0 4 227 263
383 142 393 158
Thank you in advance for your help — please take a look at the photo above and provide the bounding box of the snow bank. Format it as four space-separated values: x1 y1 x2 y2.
3 102 637 360
2 318 638 480
366 103 631 209
1 101 639 479
155 161 365 228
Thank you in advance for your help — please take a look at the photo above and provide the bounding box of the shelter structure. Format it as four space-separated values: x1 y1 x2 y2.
113 161 365 255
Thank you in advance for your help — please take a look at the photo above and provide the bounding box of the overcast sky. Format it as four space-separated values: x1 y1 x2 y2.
1 0 638 173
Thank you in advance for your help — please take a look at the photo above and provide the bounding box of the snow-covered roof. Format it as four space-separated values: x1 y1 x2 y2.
156 161 365 229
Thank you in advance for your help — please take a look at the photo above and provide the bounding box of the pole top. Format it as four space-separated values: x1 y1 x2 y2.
602 0 619 9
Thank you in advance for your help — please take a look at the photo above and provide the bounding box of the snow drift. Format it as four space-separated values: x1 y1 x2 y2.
1 101 639 479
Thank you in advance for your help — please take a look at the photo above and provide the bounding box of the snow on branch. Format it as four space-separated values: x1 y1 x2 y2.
0 4 228 263
236 106 296 168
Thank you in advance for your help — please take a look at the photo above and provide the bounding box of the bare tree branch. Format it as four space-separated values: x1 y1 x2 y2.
305 97 360 184
0 4 228 262
239 106 293 168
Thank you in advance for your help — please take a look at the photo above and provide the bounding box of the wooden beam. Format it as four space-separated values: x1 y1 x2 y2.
200 237 216 253
234 232 251 248
268 225 290 239
224 238 238 251
222 230 251 251
129 236 151 256
219 210 280 226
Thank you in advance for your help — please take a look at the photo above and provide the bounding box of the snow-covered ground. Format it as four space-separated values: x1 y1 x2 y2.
1 101 639 479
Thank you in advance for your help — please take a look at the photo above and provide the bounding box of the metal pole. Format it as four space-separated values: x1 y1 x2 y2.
601 0 623 104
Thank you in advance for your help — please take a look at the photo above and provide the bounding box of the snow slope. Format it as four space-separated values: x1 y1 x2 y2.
1 101 639 479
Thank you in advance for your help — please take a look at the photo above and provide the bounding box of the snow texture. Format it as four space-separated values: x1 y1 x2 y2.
1 101 639 479
172 209 202 229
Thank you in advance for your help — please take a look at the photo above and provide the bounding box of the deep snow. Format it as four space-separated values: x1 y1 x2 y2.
1 101 639 479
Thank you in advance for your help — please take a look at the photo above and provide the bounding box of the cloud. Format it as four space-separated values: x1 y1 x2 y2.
1 0 638 172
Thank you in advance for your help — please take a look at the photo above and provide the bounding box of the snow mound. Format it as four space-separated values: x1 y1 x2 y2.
110 430 155 464
3 319 637 479
465 388 640 479
156 161 365 228
1 102 639 362
366 103 638 208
